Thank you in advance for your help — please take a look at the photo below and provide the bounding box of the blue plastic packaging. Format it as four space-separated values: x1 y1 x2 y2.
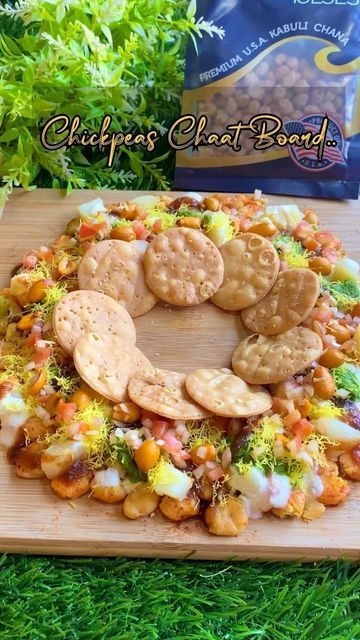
175 0 360 199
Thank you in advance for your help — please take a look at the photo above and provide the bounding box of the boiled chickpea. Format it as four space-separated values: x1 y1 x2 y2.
71 389 91 411
204 497 249 536
338 450 360 481
159 494 200 522
312 366 336 400
113 401 141 424
122 484 160 519
28 280 47 303
51 474 91 499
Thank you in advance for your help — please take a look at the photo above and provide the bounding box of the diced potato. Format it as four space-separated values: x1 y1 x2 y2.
313 417 360 447
265 204 304 232
330 257 360 283
131 195 160 208
228 466 270 512
77 198 106 218
151 460 193 501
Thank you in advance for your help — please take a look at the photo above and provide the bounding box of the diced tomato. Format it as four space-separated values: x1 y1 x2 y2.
314 230 341 250
79 221 97 242
56 401 77 424
207 466 224 482
151 420 170 439
294 221 313 240
33 346 52 368
311 308 333 323
132 221 151 240
238 217 253 232
36 248 53 263
162 431 183 454
26 331 39 347
92 222 108 235
291 419 314 440
23 252 38 269
322 247 339 264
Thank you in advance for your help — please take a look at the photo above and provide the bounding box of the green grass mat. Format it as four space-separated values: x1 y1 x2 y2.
0 556 359 640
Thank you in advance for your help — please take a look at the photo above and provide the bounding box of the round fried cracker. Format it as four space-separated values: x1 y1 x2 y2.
211 234 280 311
232 327 323 385
128 368 211 420
185 368 272 418
73 333 152 403
77 239 157 318
143 228 224 306
241 268 320 335
53 290 136 354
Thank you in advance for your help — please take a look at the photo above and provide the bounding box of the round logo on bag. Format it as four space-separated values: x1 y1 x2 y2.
284 114 346 172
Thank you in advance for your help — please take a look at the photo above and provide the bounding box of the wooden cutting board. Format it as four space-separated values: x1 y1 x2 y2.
0 188 359 560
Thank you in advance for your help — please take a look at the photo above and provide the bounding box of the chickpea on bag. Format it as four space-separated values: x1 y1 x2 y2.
175 0 360 199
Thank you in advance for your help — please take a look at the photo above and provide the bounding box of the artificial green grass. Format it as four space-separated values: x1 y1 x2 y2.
0 556 359 640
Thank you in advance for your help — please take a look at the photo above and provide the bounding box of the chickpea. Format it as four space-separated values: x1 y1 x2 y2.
198 476 213 501
113 401 141 424
24 416 52 442
312 366 336 400
318 472 349 506
110 226 136 242
201 196 220 212
248 221 277 237
248 99 261 112
190 443 217 466
283 71 297 87
293 93 309 109
226 97 238 116
66 217 80 236
275 65 290 81
328 322 351 345
338 449 360 481
352 302 360 318
236 94 250 108
278 98 293 115
205 497 249 536
272 489 306 519
177 216 201 230
15 441 47 479
51 474 91 499
319 348 344 369
134 440 160 472
257 61 269 76
248 87 265 100
287 56 299 70
308 256 332 276
122 484 160 519
57 256 77 277
91 484 127 504
159 494 200 522
71 389 91 411
272 87 287 100
275 53 287 65
28 280 47 303
45 392 63 417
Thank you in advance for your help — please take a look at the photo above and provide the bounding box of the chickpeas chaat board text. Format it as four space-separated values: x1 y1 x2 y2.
1 191 360 538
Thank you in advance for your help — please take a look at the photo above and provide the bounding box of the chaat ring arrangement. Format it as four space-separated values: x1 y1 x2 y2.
0 191 360 537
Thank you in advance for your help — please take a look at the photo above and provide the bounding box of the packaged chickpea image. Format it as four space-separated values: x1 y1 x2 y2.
175 0 360 198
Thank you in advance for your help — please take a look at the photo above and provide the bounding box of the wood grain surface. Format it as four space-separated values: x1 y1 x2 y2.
0 188 359 560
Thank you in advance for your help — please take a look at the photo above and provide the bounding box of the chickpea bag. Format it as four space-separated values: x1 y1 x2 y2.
175 0 360 199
